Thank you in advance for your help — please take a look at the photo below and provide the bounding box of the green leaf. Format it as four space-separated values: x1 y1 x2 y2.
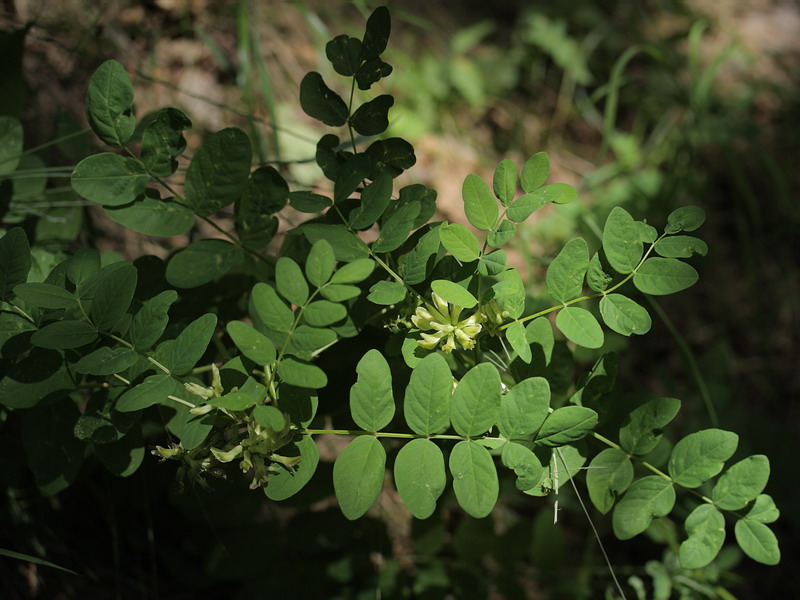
235 166 287 249
745 494 780 524
305 239 336 288
74 346 138 375
90 261 137 330
498 377 550 439
556 306 604 349
501 442 544 491
140 108 191 177
477 249 507 276
586 448 634 514
525 443 587 497
619 397 681 455
355 57 393 91
634 258 698 295
546 237 589 303
439 222 480 262
602 207 643 274
532 183 576 205
303 300 347 327
350 349 394 431
506 320 531 363
361 6 391 60
679 504 726 569
668 429 738 488
331 258 375 284
398 226 442 285
586 251 613 293
95 428 144 477
227 321 276 365
326 35 362 77
0 228 31 301
487 220 516 247
520 152 549 193
289 191 332 213
276 257 309 306
535 405 598 447
13 283 77 308
711 455 770 510
462 173 498 231
451 363 501 437
0 116 23 176
67 249 100 288
612 476 676 540
299 72 349 127
636 221 658 243
31 320 98 349
666 206 705 234
491 269 525 319
277 357 328 389
404 352 452 435
129 290 178 348
23 401 84 494
350 94 393 136
449 441 498 518
506 193 546 223
165 239 242 288
71 153 149 206
252 283 294 334
734 519 780 565
350 173 392 229
0 349 72 409
367 280 406 305
184 127 252 217
493 159 517 206
0 548 77 576
85 60 135 147
288 325 336 353
599 294 652 336
654 235 708 258
365 137 414 176
104 194 195 237
372 201 420 253
334 435 386 520
160 313 217 375
430 280 477 309
302 224 369 261
394 439 446 519
251 405 284 430
264 435 320 501
116 374 180 412
166 401 213 449
207 391 258 411
320 283 361 302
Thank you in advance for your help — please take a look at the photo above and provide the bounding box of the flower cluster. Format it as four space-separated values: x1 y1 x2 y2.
411 293 483 352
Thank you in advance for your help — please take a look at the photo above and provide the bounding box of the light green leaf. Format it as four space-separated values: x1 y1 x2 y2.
227 321 276 365
450 363 501 437
525 443 587 497
394 438 446 519
636 221 658 243
520 152 549 192
305 239 336 288
612 476 676 539
666 206 705 234
477 249 507 276
320 283 361 302
129 290 178 349
619 397 681 455
165 239 242 288
264 435 320 501
499 377 550 439
302 224 369 261
0 228 31 301
450 441 499 518
746 494 780 524
299 72 349 127
599 293 652 336
159 313 217 375
603 207 643 274
331 258 375 284
85 60 135 147
372 200 420 253
711 455 770 510
526 317 554 364
654 235 708 258
586 448 634 514
71 153 149 206
546 237 589 303
207 391 257 411
404 352 452 435
531 183 576 205
13 283 77 309
491 269 525 319
334 435 386 520
734 519 780 565
439 222 480 262
462 173 498 231
90 261 137 330
535 405 598 447
350 349 394 431
506 192 546 223
487 220 516 247
586 251 613 293
74 346 138 375
492 158 517 206
633 258 698 295
668 429 739 488
287 325 336 352
31 320 98 349
501 442 544 491
277 357 328 389
184 127 252 217
252 283 294 333
679 504 726 569
556 306 604 349
349 173 392 229
276 257 309 306
431 280 477 309
367 280 406 305
398 226 442 285
116 374 180 412
303 300 347 327
505 320 531 363
165 401 213 449
104 194 195 236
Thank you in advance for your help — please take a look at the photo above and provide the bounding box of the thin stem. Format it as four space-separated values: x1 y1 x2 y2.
167 395 197 409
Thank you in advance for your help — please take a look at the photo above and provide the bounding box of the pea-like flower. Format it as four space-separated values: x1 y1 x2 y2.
411 292 483 352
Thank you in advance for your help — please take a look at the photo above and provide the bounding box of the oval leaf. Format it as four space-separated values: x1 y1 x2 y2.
334 435 386 520
350 349 394 432
394 438 446 519
450 441 499 518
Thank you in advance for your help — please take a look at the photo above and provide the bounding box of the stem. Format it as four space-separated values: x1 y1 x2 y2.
167 395 197 409
104 332 173 376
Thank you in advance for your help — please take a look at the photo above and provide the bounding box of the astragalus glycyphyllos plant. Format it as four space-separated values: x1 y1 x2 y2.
0 5 780 595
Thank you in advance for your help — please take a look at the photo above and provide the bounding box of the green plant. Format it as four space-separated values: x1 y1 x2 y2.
0 6 781 597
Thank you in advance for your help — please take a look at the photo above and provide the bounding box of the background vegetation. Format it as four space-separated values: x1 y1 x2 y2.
1 0 797 598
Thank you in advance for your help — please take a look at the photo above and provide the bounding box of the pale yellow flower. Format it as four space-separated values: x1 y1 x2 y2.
412 293 483 353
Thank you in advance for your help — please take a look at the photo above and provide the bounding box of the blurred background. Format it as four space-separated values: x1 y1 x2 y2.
1 0 798 598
